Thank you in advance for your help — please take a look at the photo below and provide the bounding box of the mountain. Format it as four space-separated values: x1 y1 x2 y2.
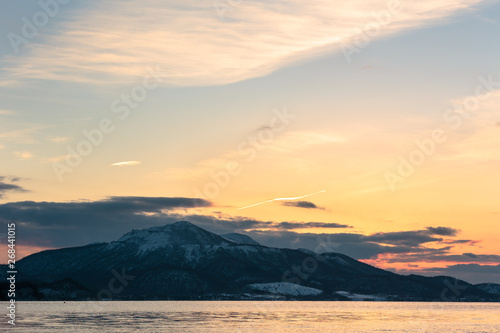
221 233 260 245
1 221 498 301
118 221 234 249
475 283 500 295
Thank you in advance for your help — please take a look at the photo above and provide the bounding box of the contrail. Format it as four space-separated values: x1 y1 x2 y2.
111 161 141 167
238 190 327 210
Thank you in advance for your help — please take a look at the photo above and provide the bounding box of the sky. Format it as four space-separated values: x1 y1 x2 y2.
0 0 499 284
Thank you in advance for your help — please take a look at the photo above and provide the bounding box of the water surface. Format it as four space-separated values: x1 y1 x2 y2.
3 301 499 332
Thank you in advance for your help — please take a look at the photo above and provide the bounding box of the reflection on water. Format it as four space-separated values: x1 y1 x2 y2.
3 301 499 332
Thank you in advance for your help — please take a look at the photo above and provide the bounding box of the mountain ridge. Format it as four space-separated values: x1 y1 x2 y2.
1 221 498 302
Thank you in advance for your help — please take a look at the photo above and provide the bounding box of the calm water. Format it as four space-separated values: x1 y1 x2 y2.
2 301 499 332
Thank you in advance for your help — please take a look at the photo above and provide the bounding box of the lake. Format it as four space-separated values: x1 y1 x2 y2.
3 301 499 332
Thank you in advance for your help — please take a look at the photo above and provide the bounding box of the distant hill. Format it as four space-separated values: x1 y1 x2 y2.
475 283 500 295
221 233 260 245
1 221 498 301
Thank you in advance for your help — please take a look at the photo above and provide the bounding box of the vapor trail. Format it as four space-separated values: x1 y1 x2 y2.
238 190 327 210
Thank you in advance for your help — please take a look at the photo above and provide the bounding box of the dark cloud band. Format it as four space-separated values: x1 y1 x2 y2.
282 200 324 209
0 178 27 198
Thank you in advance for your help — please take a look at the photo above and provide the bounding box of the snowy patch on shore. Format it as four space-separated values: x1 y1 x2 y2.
247 282 322 296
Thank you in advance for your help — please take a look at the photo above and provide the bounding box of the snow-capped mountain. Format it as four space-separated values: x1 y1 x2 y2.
1 221 498 301
116 221 234 253
475 283 500 295
221 233 260 245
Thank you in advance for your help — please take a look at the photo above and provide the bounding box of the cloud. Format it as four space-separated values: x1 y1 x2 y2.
436 89 500 164
241 230 455 259
1 0 484 86
267 131 346 153
426 226 459 236
0 196 212 247
234 226 470 259
0 127 45 145
274 222 351 229
0 178 27 198
158 130 345 183
0 197 360 253
0 193 467 260
282 200 324 209
0 176 21 183
391 263 500 284
0 110 16 115
441 239 476 244
0 195 467 262
473 13 500 26
111 161 142 167
14 151 35 160
0 196 211 218
153 215 353 234
0 195 489 274
46 136 70 143
0 183 26 198
44 155 71 163
379 252 500 263
420 264 500 284
239 190 326 209
426 263 500 274
365 230 444 247
363 227 460 247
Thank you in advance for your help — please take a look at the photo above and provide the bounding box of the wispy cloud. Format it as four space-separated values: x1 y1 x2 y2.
0 128 40 144
239 189 327 210
267 131 346 153
14 151 35 160
1 0 484 86
46 136 70 143
43 155 70 164
0 110 16 115
436 89 500 163
157 130 345 182
473 13 499 26
111 161 142 167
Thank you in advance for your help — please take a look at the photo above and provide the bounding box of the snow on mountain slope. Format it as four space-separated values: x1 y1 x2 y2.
116 221 234 253
475 283 500 295
221 233 260 245
246 282 322 296
335 291 387 301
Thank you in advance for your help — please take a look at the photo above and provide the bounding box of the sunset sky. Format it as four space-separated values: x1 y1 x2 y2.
0 0 499 284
